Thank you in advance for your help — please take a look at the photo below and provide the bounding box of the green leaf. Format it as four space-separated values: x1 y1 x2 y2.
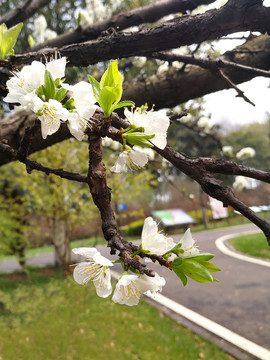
100 59 122 89
171 257 182 267
99 86 119 118
63 97 76 110
125 132 154 148
199 261 221 274
0 22 23 59
172 267 188 286
27 35 35 48
88 75 101 102
111 100 135 113
185 253 215 262
43 70 56 100
55 88 69 102
54 78 62 87
180 259 213 283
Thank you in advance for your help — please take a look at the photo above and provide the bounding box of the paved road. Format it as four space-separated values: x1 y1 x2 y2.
1 224 269 353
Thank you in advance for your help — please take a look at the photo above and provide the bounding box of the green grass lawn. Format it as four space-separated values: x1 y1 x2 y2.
230 233 270 259
0 268 236 360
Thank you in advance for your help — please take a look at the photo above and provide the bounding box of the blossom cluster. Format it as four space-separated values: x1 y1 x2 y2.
4 56 97 141
4 58 170 174
72 217 202 306
111 107 170 173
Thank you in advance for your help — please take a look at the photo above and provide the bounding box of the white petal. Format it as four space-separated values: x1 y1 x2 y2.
141 217 158 243
112 275 141 306
72 247 98 259
73 262 92 285
118 274 138 286
40 121 60 139
93 269 112 298
111 152 128 173
129 150 148 168
92 252 113 267
46 57 66 80
180 228 194 248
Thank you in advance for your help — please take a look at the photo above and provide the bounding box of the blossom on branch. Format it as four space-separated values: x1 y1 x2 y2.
111 149 148 173
140 217 175 256
222 145 234 157
32 97 76 139
62 81 97 140
124 108 170 149
236 147 256 160
112 272 165 306
233 176 247 191
72 247 113 298
4 56 67 110
175 228 200 257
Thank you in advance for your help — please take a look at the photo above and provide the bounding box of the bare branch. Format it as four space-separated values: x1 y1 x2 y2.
150 51 270 79
0 0 51 27
217 68 255 106
0 142 87 183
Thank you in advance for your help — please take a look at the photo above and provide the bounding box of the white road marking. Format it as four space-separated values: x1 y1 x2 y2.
215 230 270 267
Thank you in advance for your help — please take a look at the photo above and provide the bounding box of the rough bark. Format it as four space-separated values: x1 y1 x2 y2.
31 0 216 51
0 0 269 73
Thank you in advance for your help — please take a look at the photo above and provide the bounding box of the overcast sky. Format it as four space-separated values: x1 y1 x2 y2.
197 0 270 127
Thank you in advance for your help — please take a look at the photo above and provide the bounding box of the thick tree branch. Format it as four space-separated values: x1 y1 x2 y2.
1 0 270 71
0 0 51 27
31 0 217 51
86 124 155 276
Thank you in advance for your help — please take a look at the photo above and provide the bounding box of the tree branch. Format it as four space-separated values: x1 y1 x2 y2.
86 124 155 276
0 0 51 27
0 142 87 182
1 0 270 70
31 0 217 51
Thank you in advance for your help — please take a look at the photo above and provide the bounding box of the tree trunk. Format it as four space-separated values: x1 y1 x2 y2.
199 186 209 229
53 219 71 270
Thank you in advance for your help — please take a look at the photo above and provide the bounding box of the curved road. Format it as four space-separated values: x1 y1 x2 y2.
1 224 269 356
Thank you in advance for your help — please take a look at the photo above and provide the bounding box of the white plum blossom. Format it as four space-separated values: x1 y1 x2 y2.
141 217 175 256
112 272 165 306
62 81 97 140
72 247 113 298
157 62 169 75
222 145 234 157
236 147 256 160
79 9 93 26
111 149 148 173
4 61 45 109
233 176 247 191
124 108 170 149
133 56 147 68
4 57 67 109
133 146 155 161
177 228 200 257
46 29 57 41
33 15 47 44
197 116 213 133
32 97 76 139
